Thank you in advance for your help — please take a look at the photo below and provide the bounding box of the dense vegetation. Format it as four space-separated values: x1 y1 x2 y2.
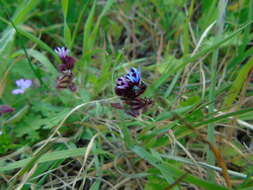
0 0 253 189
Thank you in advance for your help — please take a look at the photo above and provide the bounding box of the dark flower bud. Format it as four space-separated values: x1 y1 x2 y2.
0 105 15 116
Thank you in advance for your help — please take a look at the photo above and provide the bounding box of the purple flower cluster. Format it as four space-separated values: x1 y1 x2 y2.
113 67 152 117
55 47 77 92
115 67 147 98
55 47 75 72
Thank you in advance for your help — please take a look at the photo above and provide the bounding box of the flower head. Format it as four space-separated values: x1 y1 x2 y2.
55 47 75 72
55 47 69 59
113 67 152 117
12 79 32 95
0 105 15 116
115 67 146 98
125 67 141 84
54 46 77 92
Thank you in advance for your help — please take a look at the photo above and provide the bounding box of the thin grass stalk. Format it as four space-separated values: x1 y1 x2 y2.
207 0 228 181
2 5 46 88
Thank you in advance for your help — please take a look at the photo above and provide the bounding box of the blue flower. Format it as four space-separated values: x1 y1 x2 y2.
115 67 146 98
125 67 141 84
12 79 32 95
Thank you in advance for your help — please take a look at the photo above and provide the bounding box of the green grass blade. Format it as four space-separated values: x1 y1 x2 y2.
70 0 91 49
146 21 252 96
12 0 40 25
61 0 71 47
223 56 253 108
15 26 60 64
207 0 227 181
82 0 96 54
132 146 229 190
0 147 86 173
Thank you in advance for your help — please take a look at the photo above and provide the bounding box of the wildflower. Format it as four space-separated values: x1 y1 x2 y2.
113 67 152 117
115 67 146 98
55 46 77 92
12 79 32 95
55 47 75 73
0 105 15 116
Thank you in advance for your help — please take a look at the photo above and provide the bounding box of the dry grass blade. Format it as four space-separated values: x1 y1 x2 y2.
204 141 232 189
72 133 98 189
35 97 117 154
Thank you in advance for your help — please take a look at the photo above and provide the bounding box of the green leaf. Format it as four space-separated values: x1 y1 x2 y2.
0 147 86 173
61 0 72 47
223 56 253 108
0 0 40 54
12 49 58 76
82 0 96 54
0 28 15 55
12 0 40 25
15 26 60 63
90 181 101 190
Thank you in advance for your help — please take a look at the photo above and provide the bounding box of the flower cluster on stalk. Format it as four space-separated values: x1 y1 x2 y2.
113 67 152 117
55 47 77 92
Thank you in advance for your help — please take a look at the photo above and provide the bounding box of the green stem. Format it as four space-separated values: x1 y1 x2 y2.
207 0 227 181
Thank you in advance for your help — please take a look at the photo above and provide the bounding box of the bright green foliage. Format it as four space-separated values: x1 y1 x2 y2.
0 0 253 189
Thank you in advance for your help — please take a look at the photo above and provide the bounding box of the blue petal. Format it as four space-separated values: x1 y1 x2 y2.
126 67 141 83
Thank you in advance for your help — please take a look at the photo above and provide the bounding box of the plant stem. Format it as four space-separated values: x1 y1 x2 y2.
207 0 227 181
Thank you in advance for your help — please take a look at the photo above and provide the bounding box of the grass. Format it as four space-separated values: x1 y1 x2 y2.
0 0 253 189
